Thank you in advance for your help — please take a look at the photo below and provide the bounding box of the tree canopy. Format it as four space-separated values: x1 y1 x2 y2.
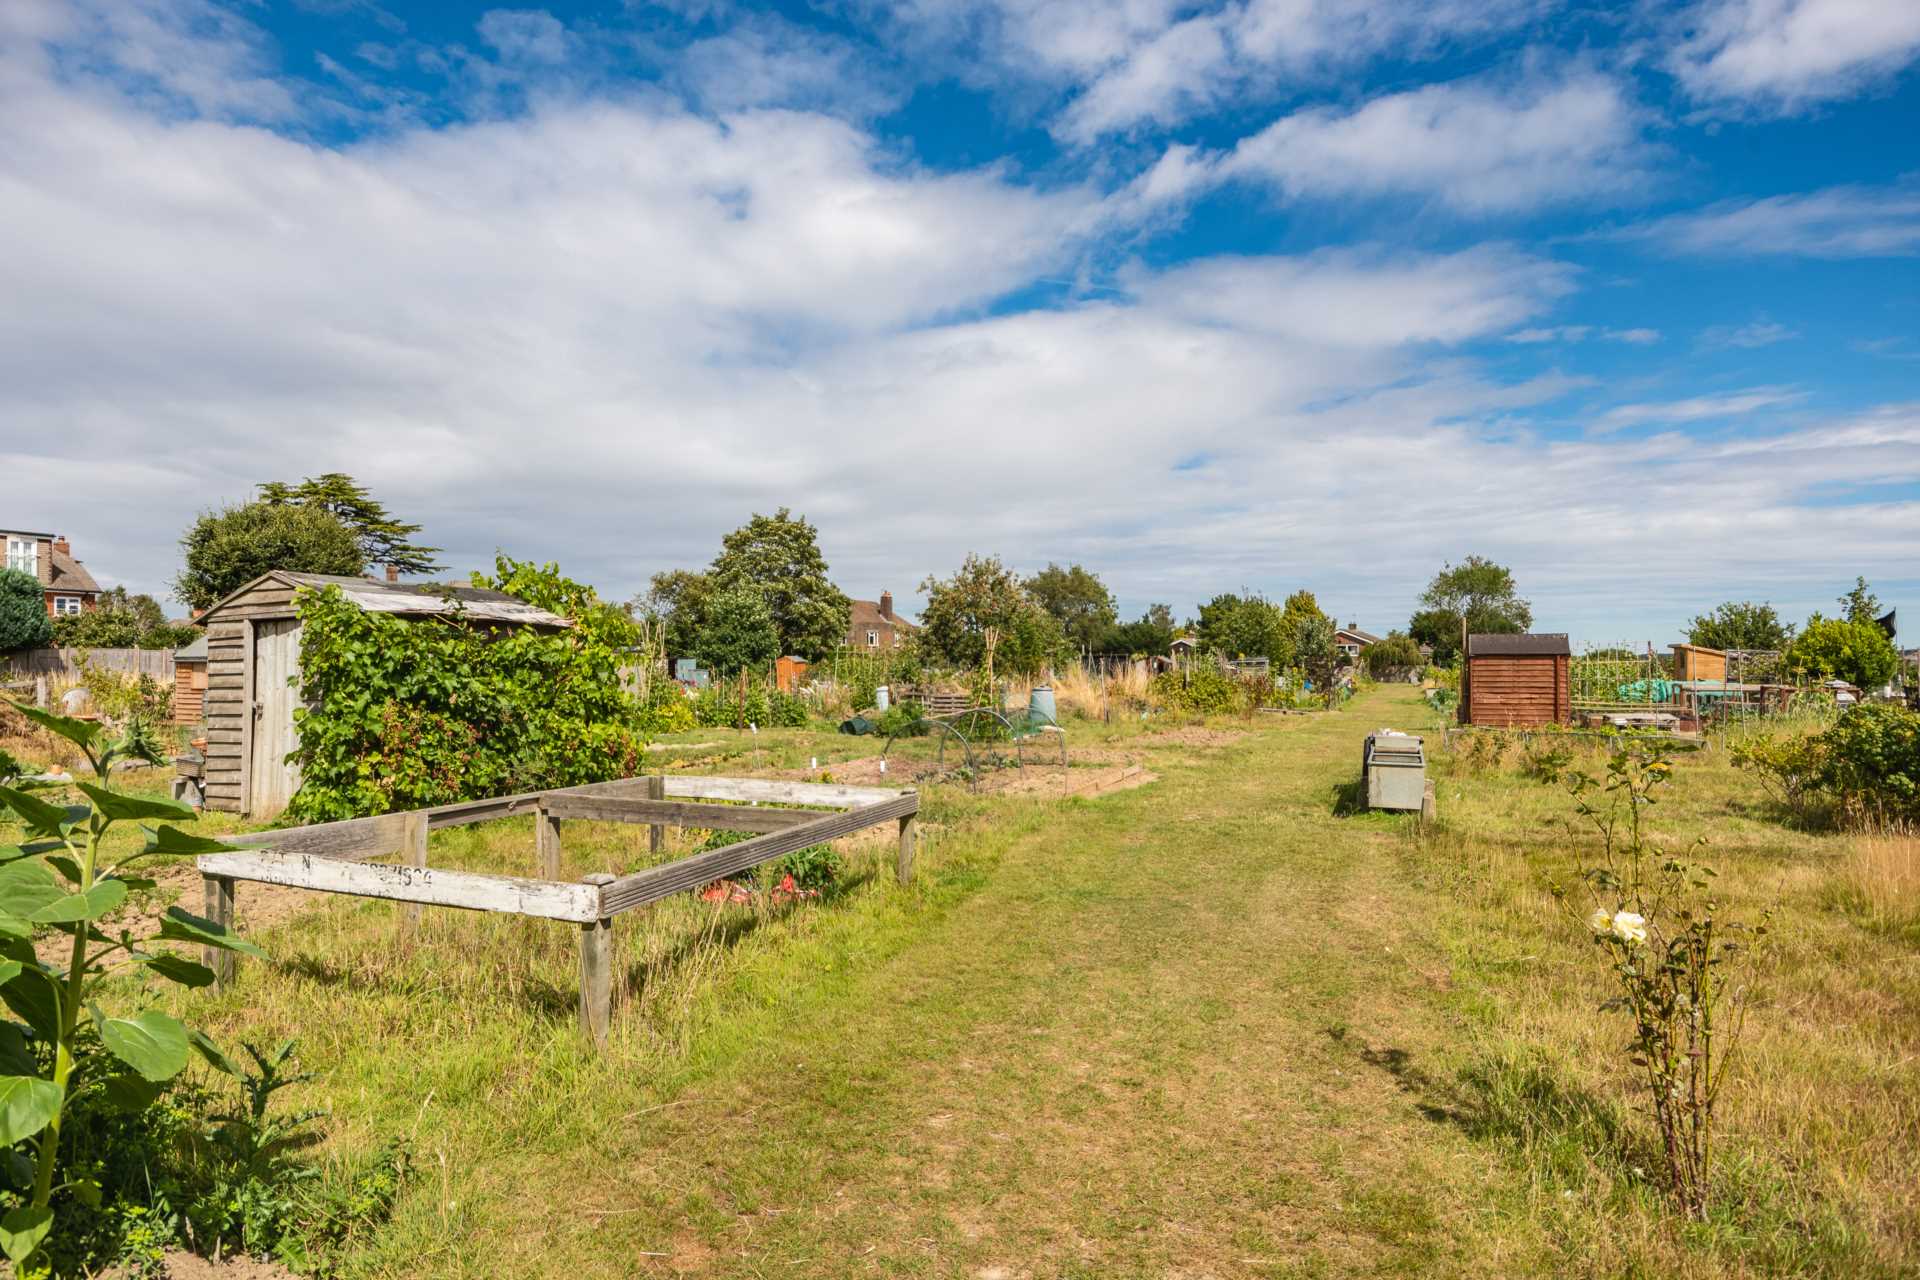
1024 563 1118 651
1687 601 1794 651
1100 605 1176 657
1788 614 1899 689
1409 556 1532 663
258 473 442 577
1362 631 1425 677
173 501 365 611
1838 577 1884 626
707 508 850 661
635 568 715 659
917 554 1062 677
0 569 52 652
1195 592 1285 664
691 586 781 677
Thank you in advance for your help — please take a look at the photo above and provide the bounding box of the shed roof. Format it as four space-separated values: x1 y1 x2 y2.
176 636 208 661
1468 632 1570 657
199 571 572 628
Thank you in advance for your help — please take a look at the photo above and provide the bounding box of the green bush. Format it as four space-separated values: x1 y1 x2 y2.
1152 665 1239 715
0 569 51 653
1787 615 1899 689
288 558 649 821
1733 704 1920 829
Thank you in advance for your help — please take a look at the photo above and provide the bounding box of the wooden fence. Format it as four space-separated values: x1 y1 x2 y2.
194 774 919 1046
2 648 176 683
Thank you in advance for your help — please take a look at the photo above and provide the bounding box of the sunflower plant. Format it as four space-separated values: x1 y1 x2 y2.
0 699 257 1275
1562 750 1767 1220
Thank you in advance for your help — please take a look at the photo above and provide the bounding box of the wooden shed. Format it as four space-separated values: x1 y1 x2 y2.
195 572 570 818
1670 643 1727 682
1460 633 1571 727
173 636 208 725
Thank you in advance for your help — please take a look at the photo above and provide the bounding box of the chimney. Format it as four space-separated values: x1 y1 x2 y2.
1346 621 1356 632
879 591 893 620
51 536 70 556
385 564 399 583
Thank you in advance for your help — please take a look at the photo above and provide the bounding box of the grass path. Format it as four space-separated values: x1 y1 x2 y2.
405 689 1552 1278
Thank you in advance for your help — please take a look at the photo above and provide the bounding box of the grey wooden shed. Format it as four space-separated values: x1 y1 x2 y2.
194 572 570 818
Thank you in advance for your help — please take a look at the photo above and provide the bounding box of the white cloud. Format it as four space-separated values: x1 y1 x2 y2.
1222 70 1655 214
675 19 905 117
476 10 573 65
1625 184 1920 257
1667 0 1920 114
1603 327 1661 344
1593 387 1803 432
1702 319 1796 348
1507 325 1591 343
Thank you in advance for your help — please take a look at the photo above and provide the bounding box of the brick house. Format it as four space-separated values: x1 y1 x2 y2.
846 591 915 651
1334 623 1380 661
2 530 101 618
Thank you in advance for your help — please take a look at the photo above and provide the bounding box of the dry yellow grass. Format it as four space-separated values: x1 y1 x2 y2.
1841 833 1920 930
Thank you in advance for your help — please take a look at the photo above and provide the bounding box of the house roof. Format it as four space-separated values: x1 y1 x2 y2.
199 571 571 628
1335 627 1381 645
47 547 99 596
1468 632 1571 657
849 598 916 632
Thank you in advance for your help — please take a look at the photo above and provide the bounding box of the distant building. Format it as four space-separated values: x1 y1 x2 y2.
846 591 915 651
1 530 101 618
1334 623 1380 661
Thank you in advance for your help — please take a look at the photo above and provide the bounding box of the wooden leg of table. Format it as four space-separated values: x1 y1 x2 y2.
896 813 917 886
203 874 237 989
577 874 617 1047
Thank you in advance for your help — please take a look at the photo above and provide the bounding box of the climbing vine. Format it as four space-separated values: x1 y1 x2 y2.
286 557 648 821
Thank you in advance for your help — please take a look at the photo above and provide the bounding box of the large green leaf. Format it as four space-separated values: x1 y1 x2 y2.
0 846 34 867
2 700 101 752
101 1074 165 1111
0 1024 34 1077
0 974 59 1044
188 1028 240 1078
0 1076 60 1146
0 788 71 840
156 907 266 959
28 878 126 927
94 1008 190 1082
0 1204 52 1265
73 782 194 824
0 861 64 922
144 825 240 857
142 953 215 989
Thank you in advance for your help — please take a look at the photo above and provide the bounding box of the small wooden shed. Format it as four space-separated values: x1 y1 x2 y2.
774 655 809 693
1670 643 1727 682
173 636 208 725
1460 633 1571 727
195 572 570 818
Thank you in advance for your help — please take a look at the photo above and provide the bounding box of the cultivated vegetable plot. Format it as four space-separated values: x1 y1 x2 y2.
194 775 919 1045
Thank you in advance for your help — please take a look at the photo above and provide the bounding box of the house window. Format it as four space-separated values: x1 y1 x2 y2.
53 596 83 616
5 538 34 576
866 630 880 647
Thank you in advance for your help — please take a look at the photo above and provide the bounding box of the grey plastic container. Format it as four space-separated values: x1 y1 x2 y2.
1029 685 1057 725
1363 731 1427 811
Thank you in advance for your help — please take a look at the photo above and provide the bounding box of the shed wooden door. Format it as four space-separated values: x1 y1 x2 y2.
248 619 302 817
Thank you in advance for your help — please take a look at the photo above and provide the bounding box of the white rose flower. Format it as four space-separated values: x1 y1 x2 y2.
1611 910 1648 945
1588 908 1613 934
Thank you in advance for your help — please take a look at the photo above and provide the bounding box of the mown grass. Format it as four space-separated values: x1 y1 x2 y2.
21 691 1920 1276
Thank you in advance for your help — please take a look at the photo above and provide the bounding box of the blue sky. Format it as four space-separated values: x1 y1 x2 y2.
3 0 1918 645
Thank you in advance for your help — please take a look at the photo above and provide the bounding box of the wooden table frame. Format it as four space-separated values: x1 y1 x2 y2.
195 775 919 1044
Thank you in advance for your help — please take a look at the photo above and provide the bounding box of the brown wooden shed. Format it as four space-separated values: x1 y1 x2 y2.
1670 643 1727 682
194 572 570 818
1460 633 1571 727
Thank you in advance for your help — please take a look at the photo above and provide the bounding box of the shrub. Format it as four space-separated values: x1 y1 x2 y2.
0 569 51 653
1732 704 1920 829
288 558 649 821
1787 614 1899 689
1562 751 1766 1219
1151 665 1238 715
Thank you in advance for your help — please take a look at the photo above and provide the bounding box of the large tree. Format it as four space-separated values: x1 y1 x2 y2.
1100 605 1176 656
1195 592 1285 663
917 554 1062 677
1687 601 1794 651
174 501 365 610
708 508 850 660
0 569 52 652
1788 614 1899 689
259 473 443 577
692 586 781 677
635 569 714 658
1409 556 1532 664
1362 631 1425 678
1024 563 1118 651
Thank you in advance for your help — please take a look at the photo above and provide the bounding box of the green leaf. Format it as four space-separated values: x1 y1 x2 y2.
189 1029 240 1078
73 782 194 823
28 877 126 926
0 1076 61 1146
0 847 34 867
101 1074 165 1111
0 861 64 921
0 1204 52 1265
142 954 216 989
94 1008 190 1082
157 907 265 959
42 854 81 885
0 787 71 840
0 1024 34 1077
144 825 239 857
68 1176 101 1208
2 700 102 751
1 978 58 1046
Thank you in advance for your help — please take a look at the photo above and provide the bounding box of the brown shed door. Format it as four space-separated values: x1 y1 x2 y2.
248 619 302 817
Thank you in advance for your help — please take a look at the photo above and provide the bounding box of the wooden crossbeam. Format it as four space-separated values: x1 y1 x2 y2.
540 794 822 833
196 850 603 923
